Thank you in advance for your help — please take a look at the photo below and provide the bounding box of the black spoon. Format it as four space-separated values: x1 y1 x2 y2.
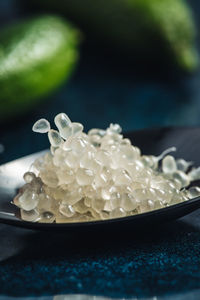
1 127 200 232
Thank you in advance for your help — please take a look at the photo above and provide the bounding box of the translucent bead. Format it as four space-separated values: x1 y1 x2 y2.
50 146 57 155
104 200 112 212
20 209 40 222
123 185 133 194
76 168 94 186
167 180 178 191
44 152 53 165
176 159 193 172
84 197 92 207
88 208 100 219
89 134 101 146
40 170 58 188
107 123 122 134
32 118 50 133
39 211 55 223
48 130 63 147
138 200 152 213
180 189 189 201
100 136 115 149
136 169 152 185
83 186 96 198
110 193 121 209
80 152 101 172
72 214 93 223
53 148 65 166
19 190 39 211
132 188 148 202
54 113 72 139
55 212 78 223
99 211 110 220
121 194 137 212
110 207 126 219
59 203 75 217
32 155 45 173
173 178 182 190
113 169 132 185
188 167 200 181
94 167 111 187
23 172 36 183
142 159 153 170
150 176 170 191
157 147 176 161
162 155 177 174
80 151 93 167
81 132 90 142
170 191 184 205
73 199 89 214
131 182 146 190
64 150 79 169
120 138 131 146
91 198 105 213
134 146 141 157
120 145 139 160
88 128 106 137
141 155 157 169
72 122 84 136
31 177 43 194
188 187 200 198
69 137 87 154
57 169 74 185
111 133 123 143
153 188 172 204
147 200 155 210
13 192 22 207
95 150 112 166
38 193 55 212
152 200 163 210
63 189 82 205
173 171 190 188
43 186 64 202
101 187 112 200
142 147 176 169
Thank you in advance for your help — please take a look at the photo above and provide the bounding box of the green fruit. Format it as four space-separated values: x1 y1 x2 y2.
0 15 80 120
28 0 198 71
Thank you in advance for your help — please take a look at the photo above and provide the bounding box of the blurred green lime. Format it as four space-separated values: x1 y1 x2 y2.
29 0 198 71
0 15 80 121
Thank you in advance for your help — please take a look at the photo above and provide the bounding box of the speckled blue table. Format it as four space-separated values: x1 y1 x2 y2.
1 0 200 299
1 213 200 299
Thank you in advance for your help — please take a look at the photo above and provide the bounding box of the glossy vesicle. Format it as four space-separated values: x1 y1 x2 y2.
14 113 200 223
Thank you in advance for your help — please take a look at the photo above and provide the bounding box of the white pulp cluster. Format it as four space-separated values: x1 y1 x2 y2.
13 113 200 223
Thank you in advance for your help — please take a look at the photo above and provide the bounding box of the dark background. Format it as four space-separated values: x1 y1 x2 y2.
1 0 200 164
1 2 200 299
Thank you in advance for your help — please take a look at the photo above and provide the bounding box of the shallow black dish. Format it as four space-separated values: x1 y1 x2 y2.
1 127 200 232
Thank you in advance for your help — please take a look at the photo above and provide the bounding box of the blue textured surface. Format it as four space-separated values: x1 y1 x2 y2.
0 212 200 297
1 215 200 298
1 0 200 299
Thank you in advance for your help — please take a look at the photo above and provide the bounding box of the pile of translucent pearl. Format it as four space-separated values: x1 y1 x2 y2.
13 113 200 223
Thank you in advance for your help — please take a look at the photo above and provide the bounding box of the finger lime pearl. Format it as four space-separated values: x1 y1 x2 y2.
13 112 200 223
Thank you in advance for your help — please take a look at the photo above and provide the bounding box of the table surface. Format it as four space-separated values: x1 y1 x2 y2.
1 0 200 299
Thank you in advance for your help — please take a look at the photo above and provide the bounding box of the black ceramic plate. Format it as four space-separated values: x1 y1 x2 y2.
1 127 200 232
